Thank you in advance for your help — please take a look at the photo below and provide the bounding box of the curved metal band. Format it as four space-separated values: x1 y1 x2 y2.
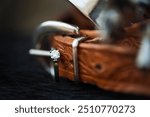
72 37 86 81
34 21 79 49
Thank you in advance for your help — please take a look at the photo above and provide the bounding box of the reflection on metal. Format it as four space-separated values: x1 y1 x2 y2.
72 37 86 81
68 0 107 29
29 49 51 57
34 21 79 49
136 25 150 70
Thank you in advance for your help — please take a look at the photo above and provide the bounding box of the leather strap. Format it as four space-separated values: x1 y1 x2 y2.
52 22 150 96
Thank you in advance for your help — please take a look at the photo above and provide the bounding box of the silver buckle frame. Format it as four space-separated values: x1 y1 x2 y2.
29 21 87 81
29 21 80 81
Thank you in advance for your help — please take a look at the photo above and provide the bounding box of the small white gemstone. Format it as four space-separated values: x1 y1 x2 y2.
50 49 60 61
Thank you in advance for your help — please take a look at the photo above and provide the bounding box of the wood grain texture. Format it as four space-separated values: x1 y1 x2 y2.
52 28 150 95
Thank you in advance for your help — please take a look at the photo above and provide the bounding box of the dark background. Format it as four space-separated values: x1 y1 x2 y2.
0 0 149 99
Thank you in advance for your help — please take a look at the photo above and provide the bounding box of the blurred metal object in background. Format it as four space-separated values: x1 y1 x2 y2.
68 0 107 29
136 24 150 70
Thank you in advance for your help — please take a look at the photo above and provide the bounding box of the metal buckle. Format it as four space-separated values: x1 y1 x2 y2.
29 21 79 81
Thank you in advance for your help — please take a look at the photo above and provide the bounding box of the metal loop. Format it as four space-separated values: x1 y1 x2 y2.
72 37 87 81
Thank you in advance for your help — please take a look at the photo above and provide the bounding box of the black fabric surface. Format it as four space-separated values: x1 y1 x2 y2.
0 33 149 100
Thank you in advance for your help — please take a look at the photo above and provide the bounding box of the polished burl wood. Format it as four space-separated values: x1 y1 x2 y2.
52 22 150 96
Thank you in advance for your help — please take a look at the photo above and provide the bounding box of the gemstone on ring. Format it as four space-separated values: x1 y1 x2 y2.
50 48 60 61
50 48 60 81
